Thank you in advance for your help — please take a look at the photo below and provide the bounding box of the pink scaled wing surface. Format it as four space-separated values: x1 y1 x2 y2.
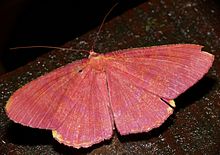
104 44 214 135
6 58 113 148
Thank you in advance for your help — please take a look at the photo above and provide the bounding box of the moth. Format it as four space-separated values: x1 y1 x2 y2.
5 4 214 149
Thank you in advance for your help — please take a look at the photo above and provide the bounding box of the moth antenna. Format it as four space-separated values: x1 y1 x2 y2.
9 45 89 53
91 3 118 51
10 4 118 55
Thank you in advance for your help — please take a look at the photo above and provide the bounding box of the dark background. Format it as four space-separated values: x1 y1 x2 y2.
0 0 146 75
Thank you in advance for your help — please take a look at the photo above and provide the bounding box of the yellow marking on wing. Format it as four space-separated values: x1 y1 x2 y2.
167 100 175 113
52 130 64 142
169 100 176 107
5 98 13 111
52 130 95 148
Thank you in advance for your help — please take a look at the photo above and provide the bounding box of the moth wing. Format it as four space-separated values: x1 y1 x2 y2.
51 68 113 148
6 59 88 129
106 68 173 135
104 44 214 134
106 44 214 99
6 60 113 148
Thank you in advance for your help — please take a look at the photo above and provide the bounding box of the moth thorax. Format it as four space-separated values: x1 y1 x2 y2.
89 53 106 72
